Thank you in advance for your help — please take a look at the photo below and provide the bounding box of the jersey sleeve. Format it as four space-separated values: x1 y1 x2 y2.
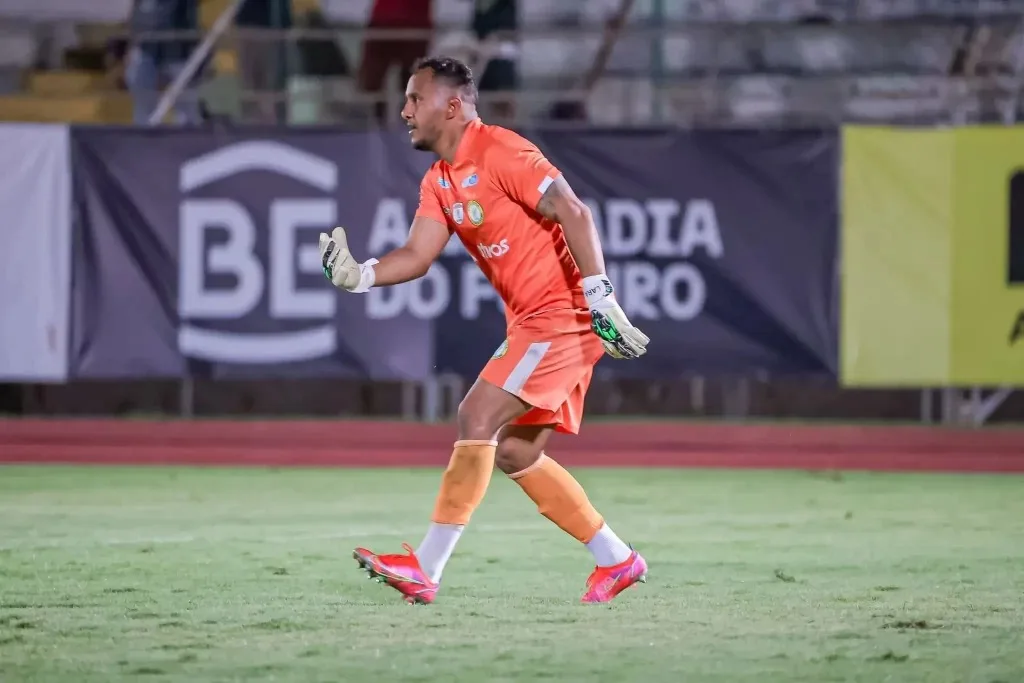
414 172 449 226
491 142 562 212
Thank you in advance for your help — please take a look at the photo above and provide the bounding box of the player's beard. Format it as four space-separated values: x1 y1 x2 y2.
410 130 435 152
408 123 437 152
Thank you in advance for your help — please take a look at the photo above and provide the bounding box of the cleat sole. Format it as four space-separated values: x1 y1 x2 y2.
353 549 436 605
353 551 387 584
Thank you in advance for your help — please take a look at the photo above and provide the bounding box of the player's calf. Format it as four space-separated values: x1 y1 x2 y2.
354 431 506 603
498 426 646 601
494 429 543 475
352 380 527 605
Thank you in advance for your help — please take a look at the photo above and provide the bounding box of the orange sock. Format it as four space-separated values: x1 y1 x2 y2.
431 440 497 525
509 454 604 544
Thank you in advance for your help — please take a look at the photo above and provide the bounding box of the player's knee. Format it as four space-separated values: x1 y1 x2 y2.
455 399 499 442
495 439 542 476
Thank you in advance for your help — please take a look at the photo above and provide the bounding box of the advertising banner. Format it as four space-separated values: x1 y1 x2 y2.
0 123 72 382
950 127 1024 384
841 125 1024 386
840 126 955 385
69 126 839 380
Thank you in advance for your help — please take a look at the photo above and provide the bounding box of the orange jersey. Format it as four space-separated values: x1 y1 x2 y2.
414 119 587 330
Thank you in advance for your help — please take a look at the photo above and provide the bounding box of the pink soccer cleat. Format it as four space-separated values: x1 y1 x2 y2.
353 543 438 605
580 549 648 604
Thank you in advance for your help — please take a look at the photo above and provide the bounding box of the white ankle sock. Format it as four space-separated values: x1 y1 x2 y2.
415 523 465 583
585 523 633 567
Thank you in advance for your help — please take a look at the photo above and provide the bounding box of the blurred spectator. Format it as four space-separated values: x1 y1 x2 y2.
236 0 293 124
469 0 517 122
358 0 433 124
291 7 353 123
125 0 203 125
294 8 350 79
105 35 130 91
549 0 630 122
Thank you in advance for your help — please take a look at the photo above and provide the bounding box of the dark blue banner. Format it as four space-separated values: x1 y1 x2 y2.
69 126 838 380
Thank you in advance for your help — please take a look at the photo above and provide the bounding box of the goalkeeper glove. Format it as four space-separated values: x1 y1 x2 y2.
582 274 650 359
319 227 377 293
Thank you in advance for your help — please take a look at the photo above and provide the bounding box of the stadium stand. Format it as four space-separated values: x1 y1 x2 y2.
0 0 1021 126
0 0 1021 127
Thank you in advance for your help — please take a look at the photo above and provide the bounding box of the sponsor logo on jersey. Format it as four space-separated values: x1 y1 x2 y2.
476 239 510 259
462 173 478 188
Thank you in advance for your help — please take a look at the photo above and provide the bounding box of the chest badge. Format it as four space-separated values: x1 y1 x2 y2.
467 200 484 226
452 202 464 224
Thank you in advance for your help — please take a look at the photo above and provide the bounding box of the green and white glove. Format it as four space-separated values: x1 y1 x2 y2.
318 227 377 293
583 275 650 359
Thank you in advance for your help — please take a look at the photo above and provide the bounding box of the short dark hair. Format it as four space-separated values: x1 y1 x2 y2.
412 56 478 101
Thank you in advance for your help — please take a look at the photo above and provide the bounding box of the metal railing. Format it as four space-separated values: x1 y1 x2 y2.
147 0 247 125
21 7 1016 129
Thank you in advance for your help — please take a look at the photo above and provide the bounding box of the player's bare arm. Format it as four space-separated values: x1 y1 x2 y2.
535 175 607 278
536 174 650 359
370 216 450 286
318 216 449 293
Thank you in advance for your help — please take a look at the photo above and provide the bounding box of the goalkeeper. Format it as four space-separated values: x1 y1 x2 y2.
319 56 649 605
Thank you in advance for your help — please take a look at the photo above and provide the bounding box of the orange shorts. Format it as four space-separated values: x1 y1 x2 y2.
480 308 605 435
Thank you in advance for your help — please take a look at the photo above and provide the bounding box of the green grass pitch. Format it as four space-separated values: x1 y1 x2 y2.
1 465 1023 682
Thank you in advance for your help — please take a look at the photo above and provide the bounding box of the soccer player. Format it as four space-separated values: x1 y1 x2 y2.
318 56 650 605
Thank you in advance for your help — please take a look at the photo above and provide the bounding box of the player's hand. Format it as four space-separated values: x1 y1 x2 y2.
319 227 377 293
583 275 649 359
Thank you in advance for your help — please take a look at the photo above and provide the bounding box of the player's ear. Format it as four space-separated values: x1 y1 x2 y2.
447 96 461 120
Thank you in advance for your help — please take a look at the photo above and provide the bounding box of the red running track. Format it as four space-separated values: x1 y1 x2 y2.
2 419 1023 472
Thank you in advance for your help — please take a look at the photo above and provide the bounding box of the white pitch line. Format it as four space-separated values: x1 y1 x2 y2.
0 523 546 552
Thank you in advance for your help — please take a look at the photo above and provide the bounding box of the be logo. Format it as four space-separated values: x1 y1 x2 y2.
177 141 338 363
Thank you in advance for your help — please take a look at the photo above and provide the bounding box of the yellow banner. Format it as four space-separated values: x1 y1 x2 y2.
950 128 1024 383
841 125 1024 386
